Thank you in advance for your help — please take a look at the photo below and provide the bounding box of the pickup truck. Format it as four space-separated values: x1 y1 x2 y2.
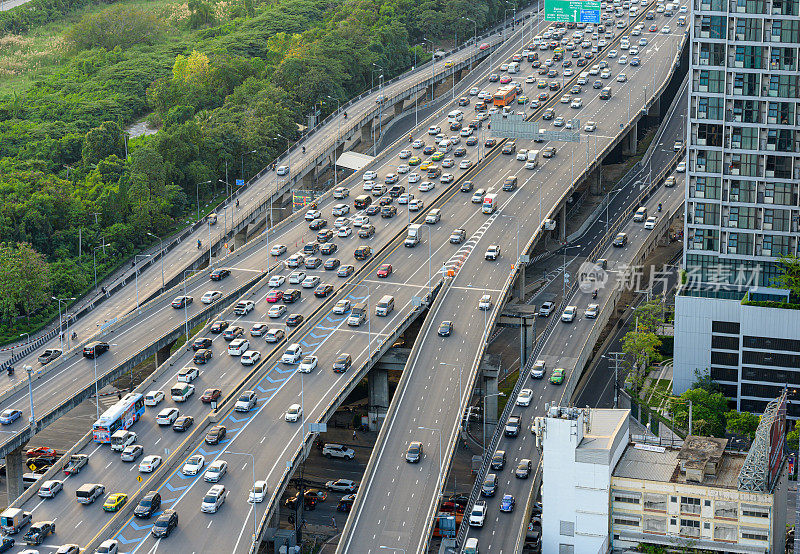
0 508 32 534
63 455 89 476
234 300 255 315
322 444 355 460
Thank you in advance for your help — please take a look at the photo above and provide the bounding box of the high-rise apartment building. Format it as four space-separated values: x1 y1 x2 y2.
673 0 800 413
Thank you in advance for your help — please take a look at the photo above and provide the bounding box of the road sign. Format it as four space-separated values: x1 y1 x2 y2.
235 179 244 186
538 129 581 142
137 475 143 482
490 114 540 140
545 0 601 22
308 422 327 433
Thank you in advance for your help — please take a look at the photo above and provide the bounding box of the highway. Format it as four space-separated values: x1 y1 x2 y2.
457 89 689 553
3 14 544 552
339 5 688 552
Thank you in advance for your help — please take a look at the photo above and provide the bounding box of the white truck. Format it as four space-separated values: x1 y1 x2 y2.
404 224 422 247
526 149 540 169
482 193 498 214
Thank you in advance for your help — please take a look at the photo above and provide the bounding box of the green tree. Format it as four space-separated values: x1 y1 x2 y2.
632 298 666 334
774 254 800 301
0 243 52 321
82 122 124 167
669 388 728 437
787 428 798 453
725 410 760 440
622 327 662 392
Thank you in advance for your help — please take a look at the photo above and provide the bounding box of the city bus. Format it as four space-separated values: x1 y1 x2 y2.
92 393 145 443
493 85 517 106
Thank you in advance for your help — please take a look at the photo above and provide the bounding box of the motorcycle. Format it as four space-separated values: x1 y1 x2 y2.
658 203 662 212
7 366 14 377
592 289 598 299
197 239 202 249
71 331 78 341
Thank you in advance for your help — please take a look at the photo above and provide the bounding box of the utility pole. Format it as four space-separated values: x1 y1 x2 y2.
606 352 625 409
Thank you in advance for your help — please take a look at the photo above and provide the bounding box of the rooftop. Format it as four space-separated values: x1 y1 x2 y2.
578 409 629 453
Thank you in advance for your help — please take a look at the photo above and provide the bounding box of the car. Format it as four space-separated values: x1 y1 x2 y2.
676 161 686 172
324 257 342 270
37 349 61 364
478 294 492 310
241 350 261 365
24 521 55 545
550 367 566 384
516 458 532 478
542 146 557 158
250 323 269 336
491 450 506 470
325 479 357 492
450 228 466 244
63 454 89 475
358 224 375 238
301 275 320 289
539 301 555 317
156 407 179 425
235 390 257 411
323 444 355 460
37 480 63 498
376 264 392 278
333 353 352 373
285 403 303 422
139 455 162 473
500 494 516 512
469 501 487 527
201 484 228 513
193 348 212 364
517 388 533 406
584 303 600 318
198 388 221 405
584 121 597 132
103 493 128 512
673 140 683 151
645 216 658 229
266 289 284 303
639 37 648 46
264 328 285 343
56 545 81 554
173 415 193 431
276 165 290 176
305 256 322 269
485 245 500 260
150 509 178 538
222 326 244 340
613 232 628 246
270 244 287 257
247 481 269 504
286 314 304 327
427 125 441 135
191 337 212 351
204 459 228 483
662 25 671 33
418 181 435 192
561 306 577 322
505 416 521 436
531 359 546 379
617 73 627 82
177 366 199 382
121 445 144 462
0 409 22 425
353 214 369 227
268 304 287 318
305 209 321 221
95 540 120 554
338 264 355 277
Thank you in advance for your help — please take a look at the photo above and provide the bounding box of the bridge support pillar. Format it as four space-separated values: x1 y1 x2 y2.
426 84 434 101
622 121 638 156
520 316 535 369
590 165 602 195
6 442 26 504
483 371 499 427
648 97 660 118
394 100 405 117
234 224 248 250
367 367 389 432
155 339 176 367
559 203 567 243
302 169 316 189
516 264 525 302
361 121 372 144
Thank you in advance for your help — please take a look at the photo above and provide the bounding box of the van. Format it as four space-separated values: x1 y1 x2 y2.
508 61 519 73
376 295 394 316
447 110 463 122
76 483 105 505
170 382 195 402
282 343 303 364
600 86 612 100
502 175 518 191
426 165 441 179
354 195 372 209
425 209 441 224
405 224 422 247
438 140 451 152
348 303 367 326
481 473 497 496
464 538 479 554
111 429 137 451
578 71 589 85
633 206 648 222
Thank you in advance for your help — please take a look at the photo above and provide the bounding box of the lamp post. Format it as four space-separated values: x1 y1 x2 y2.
562 244 581 301
52 296 76 352
352 283 372 356
422 38 434 101
462 17 477 49
498 214 520 267
146 232 165 293
242 149 257 184
418 426 442 482
182 269 201 341
276 133 291 186
91 343 117 420
133 254 151 313
327 95 341 188
196 179 213 222
25 365 35 431
226 451 258 540
92 242 107 295
482 392 505 455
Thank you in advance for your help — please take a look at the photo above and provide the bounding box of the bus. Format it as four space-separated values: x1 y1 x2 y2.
92 393 145 443
493 85 517 106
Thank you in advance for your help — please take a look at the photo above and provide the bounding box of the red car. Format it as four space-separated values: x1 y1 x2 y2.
266 290 284 303
499 75 512 84
201 388 222 403
377 264 393 278
27 447 57 459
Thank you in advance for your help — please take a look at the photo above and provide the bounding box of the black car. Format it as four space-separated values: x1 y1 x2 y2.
320 243 338 255
309 218 327 230
542 108 555 120
333 353 352 373
151 509 178 538
82 341 109 359
171 295 192 309
453 147 467 157
193 348 213 364
388 185 405 198
449 121 462 131
365 204 381 215
381 206 397 218
24 521 55 545
192 337 212 351
437 321 453 336
0 538 13 553
173 416 194 432
422 145 435 155
134 491 161 518
354 246 372 260
286 314 304 327
209 268 230 281
314 284 334 298
504 416 521 437
324 258 341 270
379 195 394 206
223 326 244 340
205 425 226 445
283 289 301 303
210 320 229 333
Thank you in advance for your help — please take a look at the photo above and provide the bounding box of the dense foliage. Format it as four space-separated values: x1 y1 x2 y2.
0 0 520 335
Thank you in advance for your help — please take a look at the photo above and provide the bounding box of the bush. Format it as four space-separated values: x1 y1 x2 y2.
66 5 167 51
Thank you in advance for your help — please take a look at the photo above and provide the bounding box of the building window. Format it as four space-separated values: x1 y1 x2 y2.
743 350 800 368
644 493 667 512
741 528 769 541
744 336 800 353
712 321 741 334
742 506 770 518
644 517 667 533
715 500 738 520
560 520 575 536
715 524 737 541
712 335 740 350
742 366 800 386
680 497 701 514
712 351 740 366
613 494 641 504
711 366 738 381
772 0 799 16
559 545 575 554
680 518 701 537
614 516 641 527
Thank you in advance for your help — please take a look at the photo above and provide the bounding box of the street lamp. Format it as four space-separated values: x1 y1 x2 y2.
242 149 257 184
196 180 213 221
52 297 75 352
327 95 341 188
92 242 107 295
226 450 258 540
418 426 442 482
482 392 506 455
133 254 151 313
25 365 35 430
422 38 434 101
146 232 165 292
462 17 478 48
91 343 117 420
352 283 372 356
182 269 201 341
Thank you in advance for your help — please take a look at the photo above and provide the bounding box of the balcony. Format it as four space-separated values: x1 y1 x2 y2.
680 526 701 538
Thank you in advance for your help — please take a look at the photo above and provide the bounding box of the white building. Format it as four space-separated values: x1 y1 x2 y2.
537 406 630 554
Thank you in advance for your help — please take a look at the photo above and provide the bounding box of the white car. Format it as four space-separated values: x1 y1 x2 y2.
276 165 289 176
204 460 228 483
428 125 441 135
619 55 628 65
478 294 492 310
201 290 222 304
601 69 612 79
249 481 268 503
270 244 287 256
96 540 120 554
440 173 454 184
469 501 487 527
469 87 479 95
530 360 546 379
338 226 352 237
285 403 303 422
397 164 410 174
459 160 472 169
325 479 358 492
662 25 671 33
644 216 658 229
288 271 306 284
584 121 597 132
301 275 320 289
397 193 412 204
181 454 205 476
144 390 164 406
409 199 424 211
363 180 374 191
241 350 261 366
177 366 199 382
201 484 227 513
139 455 162 473
304 209 321 221
332 204 350 217
38 479 63 498
333 300 350 315
564 68 574 77
268 275 285 287
639 37 648 46
584 303 600 318
299 355 318 373
617 73 628 82
408 172 421 183
608 49 617 58
419 181 436 192
676 161 686 172
571 98 583 108
517 388 534 406
460 127 473 137
334 216 349 228
156 407 179 426
268 305 286 318
561 305 578 322
363 170 378 181
353 215 369 227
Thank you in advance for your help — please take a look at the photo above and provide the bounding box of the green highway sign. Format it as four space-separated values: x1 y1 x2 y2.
545 0 601 22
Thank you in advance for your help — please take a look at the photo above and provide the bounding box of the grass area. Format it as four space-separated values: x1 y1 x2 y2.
497 369 519 417
643 378 672 408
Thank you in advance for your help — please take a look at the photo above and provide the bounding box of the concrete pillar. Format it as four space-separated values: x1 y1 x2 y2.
516 263 525 301
302 169 315 188
234 225 247 250
6 443 26 503
519 316 535 369
648 97 660 118
484 373 499 426
426 84 434 101
361 121 372 143
559 203 567 243
367 367 389 432
590 165 602 195
155 339 176 367
394 100 404 117
622 121 638 156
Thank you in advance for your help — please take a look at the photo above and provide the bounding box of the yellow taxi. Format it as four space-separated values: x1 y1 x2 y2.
103 492 128 512
444 60 454 68
408 156 421 166
431 151 445 161
537 79 548 89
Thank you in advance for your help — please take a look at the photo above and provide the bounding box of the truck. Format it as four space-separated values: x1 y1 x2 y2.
482 193 498 214
404 224 422 247
526 149 540 168
0 508 32 535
